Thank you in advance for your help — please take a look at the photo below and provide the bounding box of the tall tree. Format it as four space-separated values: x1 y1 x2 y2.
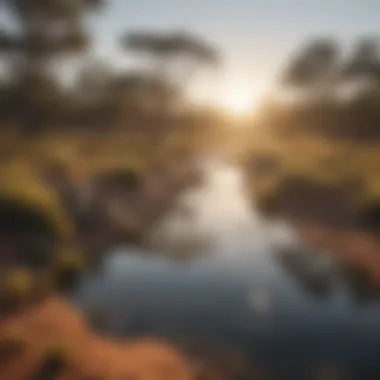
343 38 380 88
123 30 219 79
0 0 104 132
121 30 220 111
76 59 114 103
281 38 340 101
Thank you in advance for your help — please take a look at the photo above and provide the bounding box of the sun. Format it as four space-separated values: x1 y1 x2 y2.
216 87 260 117
223 93 254 114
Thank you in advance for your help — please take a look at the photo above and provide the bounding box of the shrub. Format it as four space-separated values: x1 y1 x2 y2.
55 250 85 270
1 268 33 299
0 268 35 312
41 344 69 370
43 344 68 359
0 175 74 243
32 271 56 302
93 168 143 196
53 250 84 293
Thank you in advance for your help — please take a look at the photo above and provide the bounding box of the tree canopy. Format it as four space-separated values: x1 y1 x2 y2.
0 0 105 132
281 36 380 98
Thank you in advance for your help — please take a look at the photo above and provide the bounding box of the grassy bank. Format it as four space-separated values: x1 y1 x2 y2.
243 128 380 289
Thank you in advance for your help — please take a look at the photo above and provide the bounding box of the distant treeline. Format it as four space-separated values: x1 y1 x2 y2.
260 37 380 140
0 0 219 135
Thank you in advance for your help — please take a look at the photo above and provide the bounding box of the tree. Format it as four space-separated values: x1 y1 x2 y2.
123 30 219 79
121 30 220 112
281 37 380 101
0 0 104 132
76 59 114 104
110 71 182 117
343 38 380 89
281 38 340 101
342 37 380 96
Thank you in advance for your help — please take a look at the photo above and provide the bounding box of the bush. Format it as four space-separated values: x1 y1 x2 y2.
0 176 74 272
42 344 69 364
0 174 74 243
93 168 143 196
1 268 33 299
0 268 35 312
55 250 85 270
0 199 59 268
34 344 69 379
53 250 84 293
32 271 56 302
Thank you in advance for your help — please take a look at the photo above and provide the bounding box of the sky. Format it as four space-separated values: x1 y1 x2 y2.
5 0 379 108
88 0 379 108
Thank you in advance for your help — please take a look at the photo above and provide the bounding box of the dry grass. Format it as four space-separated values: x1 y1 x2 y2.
0 129 203 379
244 130 380 286
0 297 193 380
245 132 380 207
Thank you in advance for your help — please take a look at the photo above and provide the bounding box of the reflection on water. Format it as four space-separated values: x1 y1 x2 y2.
339 263 380 306
275 247 336 300
71 159 380 378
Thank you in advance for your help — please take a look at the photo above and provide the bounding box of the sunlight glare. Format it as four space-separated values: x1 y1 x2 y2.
224 94 253 114
216 86 261 117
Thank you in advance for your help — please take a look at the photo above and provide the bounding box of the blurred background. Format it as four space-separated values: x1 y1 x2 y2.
0 1 380 379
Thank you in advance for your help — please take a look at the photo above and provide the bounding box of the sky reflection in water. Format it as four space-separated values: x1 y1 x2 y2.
71 160 380 367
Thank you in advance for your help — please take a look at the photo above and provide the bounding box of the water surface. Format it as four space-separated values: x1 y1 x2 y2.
72 160 380 378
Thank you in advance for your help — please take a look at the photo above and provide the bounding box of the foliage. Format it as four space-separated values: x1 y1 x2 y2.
55 249 85 270
260 37 380 139
42 344 69 364
0 268 34 300
0 0 104 132
123 30 219 71
282 36 380 93
0 172 74 242
53 250 84 293
282 38 339 93
245 36 380 224
34 343 69 379
122 29 220 112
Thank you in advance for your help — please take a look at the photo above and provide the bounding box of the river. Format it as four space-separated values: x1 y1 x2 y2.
71 158 380 379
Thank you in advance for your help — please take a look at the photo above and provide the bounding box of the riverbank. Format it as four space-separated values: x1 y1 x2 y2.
293 221 380 285
0 129 207 379
244 132 380 290
0 297 192 380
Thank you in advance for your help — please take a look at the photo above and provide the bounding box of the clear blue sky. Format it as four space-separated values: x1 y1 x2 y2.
89 0 378 104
